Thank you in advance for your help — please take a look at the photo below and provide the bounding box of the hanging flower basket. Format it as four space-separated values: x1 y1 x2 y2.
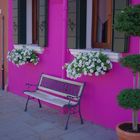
64 52 113 79
7 47 39 67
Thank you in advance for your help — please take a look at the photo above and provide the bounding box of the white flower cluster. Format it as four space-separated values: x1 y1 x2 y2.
64 52 112 79
7 47 39 67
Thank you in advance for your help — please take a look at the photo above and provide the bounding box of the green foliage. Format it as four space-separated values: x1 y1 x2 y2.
114 5 140 36
120 55 140 73
118 89 140 110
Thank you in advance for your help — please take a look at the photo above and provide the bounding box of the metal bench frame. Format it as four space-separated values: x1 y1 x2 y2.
24 74 85 130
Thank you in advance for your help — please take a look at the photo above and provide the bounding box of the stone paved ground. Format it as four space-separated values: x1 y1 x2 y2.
0 90 118 140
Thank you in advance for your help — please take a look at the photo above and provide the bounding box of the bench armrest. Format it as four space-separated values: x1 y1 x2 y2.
25 83 38 91
26 83 38 86
66 95 80 101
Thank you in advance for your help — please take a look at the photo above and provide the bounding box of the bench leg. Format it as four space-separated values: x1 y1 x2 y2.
65 108 71 130
38 99 42 108
24 96 30 112
79 104 84 124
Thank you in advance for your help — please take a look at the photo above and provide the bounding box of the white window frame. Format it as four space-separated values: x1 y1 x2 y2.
26 0 32 44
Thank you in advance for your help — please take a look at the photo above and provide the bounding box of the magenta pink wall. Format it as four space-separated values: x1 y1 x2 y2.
8 0 140 129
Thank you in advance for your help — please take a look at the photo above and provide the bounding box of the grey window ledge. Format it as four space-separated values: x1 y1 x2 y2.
14 44 44 54
69 49 122 62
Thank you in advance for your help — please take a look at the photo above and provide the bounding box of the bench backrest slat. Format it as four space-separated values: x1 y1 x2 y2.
38 74 84 98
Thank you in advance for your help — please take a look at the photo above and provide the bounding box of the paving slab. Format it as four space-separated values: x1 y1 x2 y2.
0 90 118 140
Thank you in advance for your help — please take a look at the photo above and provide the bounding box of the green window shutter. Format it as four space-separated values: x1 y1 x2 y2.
13 0 19 44
68 0 76 49
18 0 26 44
112 0 129 52
38 0 48 47
76 0 87 49
12 0 26 44
68 0 87 49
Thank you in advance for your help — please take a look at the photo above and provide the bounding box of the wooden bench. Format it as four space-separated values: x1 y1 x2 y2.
24 74 85 130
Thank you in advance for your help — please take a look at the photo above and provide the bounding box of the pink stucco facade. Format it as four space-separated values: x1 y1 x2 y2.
8 0 140 129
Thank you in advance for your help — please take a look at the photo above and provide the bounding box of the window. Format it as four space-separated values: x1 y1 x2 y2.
12 0 48 47
68 0 129 53
92 0 112 49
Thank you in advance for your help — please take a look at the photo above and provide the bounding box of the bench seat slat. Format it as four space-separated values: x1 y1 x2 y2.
24 90 77 107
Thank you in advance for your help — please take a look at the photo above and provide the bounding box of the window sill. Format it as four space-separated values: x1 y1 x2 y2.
69 49 122 62
14 44 44 54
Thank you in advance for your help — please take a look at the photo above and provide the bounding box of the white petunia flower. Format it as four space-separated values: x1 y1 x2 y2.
85 62 89 66
101 71 105 75
95 72 99 76
97 69 101 73
106 60 111 64
84 71 88 75
78 64 82 67
91 63 95 67
110 63 113 69
88 73 92 76
90 69 94 73
95 52 99 57
97 59 101 63
103 66 107 71
101 63 104 67
96 66 101 71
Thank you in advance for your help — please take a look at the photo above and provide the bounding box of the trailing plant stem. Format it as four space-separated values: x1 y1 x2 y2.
138 38 140 88
132 110 138 131
133 73 138 131
133 73 137 89
138 72 140 88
